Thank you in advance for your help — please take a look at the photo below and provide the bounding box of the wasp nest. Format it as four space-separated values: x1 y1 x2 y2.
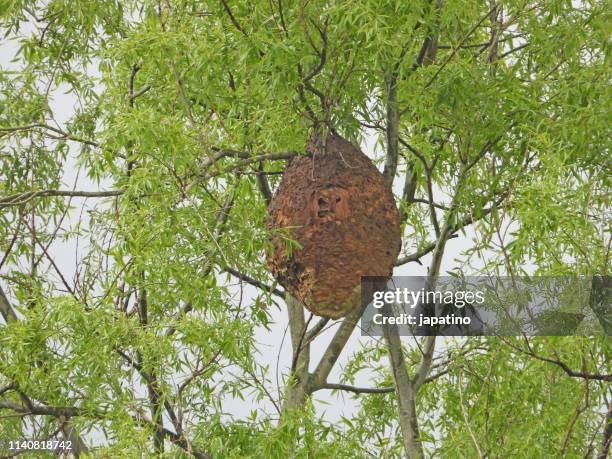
266 132 401 319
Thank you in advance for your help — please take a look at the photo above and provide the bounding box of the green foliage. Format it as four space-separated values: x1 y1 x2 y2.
0 0 609 457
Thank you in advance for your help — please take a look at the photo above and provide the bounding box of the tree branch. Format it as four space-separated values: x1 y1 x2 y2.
191 151 301 193
395 234 459 266
283 295 311 411
220 0 248 37
0 384 15 397
0 398 212 459
0 399 86 418
424 4 497 89
319 369 449 397
255 161 273 206
0 285 18 324
598 399 612 459
309 303 367 390
168 182 237 331
399 161 418 225
0 291 91 455
130 84 151 104
0 189 122 208
409 197 449 211
0 123 99 148
413 336 436 390
322 383 394 394
382 301 423 458
512 338 612 382
304 317 330 345
0 151 297 209
383 73 400 188
528 344 612 382
224 266 284 298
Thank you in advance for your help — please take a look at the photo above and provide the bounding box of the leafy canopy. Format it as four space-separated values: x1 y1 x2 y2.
0 0 610 457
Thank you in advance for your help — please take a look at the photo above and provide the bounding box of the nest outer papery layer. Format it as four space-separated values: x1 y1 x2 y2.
266 133 401 319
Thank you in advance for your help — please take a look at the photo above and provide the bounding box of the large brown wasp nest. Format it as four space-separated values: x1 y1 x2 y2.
266 132 401 319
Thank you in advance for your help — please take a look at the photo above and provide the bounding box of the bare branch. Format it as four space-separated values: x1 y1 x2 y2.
0 399 86 418
283 295 311 411
425 163 441 238
396 241 437 266
0 384 14 397
409 197 449 211
131 84 151 104
0 285 18 324
220 0 248 37
398 136 429 169
255 161 273 206
395 234 459 266
505 338 612 382
399 162 417 225
0 189 122 208
309 303 367 390
319 369 449 397
301 20 327 83
382 301 423 458
192 151 300 192
383 72 400 188
422 368 450 384
0 123 99 148
129 63 141 108
0 150 297 209
561 378 590 456
458 373 484 459
304 317 330 344
204 152 299 175
224 266 284 298
128 64 151 105
322 383 394 394
177 350 222 398
0 216 23 270
413 336 436 390
295 16 328 120
28 223 80 302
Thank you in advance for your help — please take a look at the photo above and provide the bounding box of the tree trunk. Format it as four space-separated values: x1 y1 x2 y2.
282 295 311 412
382 302 424 459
